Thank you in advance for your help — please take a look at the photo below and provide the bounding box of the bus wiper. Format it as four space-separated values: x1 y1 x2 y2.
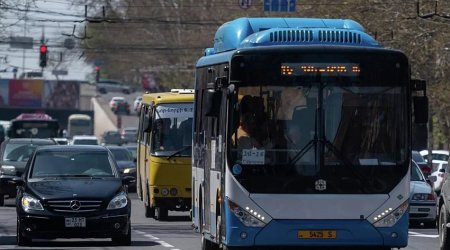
167 145 191 160
321 138 371 183
288 139 315 165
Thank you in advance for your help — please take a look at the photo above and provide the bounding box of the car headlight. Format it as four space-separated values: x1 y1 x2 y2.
107 192 128 210
228 199 266 227
123 168 136 174
21 193 44 212
1 165 16 175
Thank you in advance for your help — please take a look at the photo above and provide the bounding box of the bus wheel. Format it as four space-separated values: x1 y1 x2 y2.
155 207 168 220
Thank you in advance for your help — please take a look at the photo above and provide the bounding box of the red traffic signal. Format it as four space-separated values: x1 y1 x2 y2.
39 44 47 53
39 44 48 67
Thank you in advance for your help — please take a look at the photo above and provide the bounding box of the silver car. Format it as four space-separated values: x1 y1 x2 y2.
96 80 131 95
410 161 437 227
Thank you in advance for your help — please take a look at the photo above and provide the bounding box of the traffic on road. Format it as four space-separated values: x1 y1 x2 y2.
0 3 448 250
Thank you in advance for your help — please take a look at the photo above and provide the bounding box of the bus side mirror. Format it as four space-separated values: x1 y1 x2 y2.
413 96 428 124
205 89 221 117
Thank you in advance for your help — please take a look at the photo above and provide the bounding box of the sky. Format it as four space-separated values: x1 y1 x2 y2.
0 0 93 81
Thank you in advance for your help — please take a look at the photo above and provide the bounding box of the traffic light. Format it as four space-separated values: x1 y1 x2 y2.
39 44 48 68
95 66 101 82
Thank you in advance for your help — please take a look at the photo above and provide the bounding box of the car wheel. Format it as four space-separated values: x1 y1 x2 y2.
112 222 131 246
155 207 168 221
17 217 32 246
0 194 4 206
439 203 450 250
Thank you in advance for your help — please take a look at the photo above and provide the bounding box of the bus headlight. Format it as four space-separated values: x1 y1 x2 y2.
373 200 408 227
228 199 266 227
170 188 178 196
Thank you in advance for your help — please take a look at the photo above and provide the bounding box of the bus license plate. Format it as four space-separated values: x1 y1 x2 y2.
298 230 336 239
65 217 86 228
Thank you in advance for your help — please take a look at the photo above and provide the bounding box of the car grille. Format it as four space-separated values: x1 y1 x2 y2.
47 200 103 213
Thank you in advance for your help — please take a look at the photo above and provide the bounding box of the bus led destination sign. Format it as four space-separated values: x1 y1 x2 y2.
281 63 360 76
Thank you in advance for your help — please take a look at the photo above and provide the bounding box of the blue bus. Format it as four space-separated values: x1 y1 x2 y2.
192 18 428 249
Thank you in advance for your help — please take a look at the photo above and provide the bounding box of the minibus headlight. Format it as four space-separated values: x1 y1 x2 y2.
161 188 169 196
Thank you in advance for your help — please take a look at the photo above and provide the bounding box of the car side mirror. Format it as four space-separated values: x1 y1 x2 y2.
427 175 437 183
122 176 135 185
8 177 24 187
440 168 446 173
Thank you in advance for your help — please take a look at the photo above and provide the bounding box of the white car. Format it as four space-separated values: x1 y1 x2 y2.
133 96 142 111
430 160 448 193
420 149 449 162
70 135 99 145
410 161 437 227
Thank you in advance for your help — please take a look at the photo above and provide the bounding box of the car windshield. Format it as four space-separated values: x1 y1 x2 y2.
109 148 133 161
411 162 425 182
3 143 52 162
30 151 115 178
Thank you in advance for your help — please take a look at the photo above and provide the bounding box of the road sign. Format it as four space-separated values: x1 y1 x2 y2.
264 0 296 12
238 0 252 9
9 36 33 49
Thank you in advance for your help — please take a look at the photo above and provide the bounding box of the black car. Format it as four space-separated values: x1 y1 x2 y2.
107 146 136 192
13 145 133 246
0 138 57 206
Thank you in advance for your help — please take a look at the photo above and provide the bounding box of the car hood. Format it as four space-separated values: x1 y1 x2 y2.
0 160 27 170
26 178 123 200
410 181 432 195
116 161 136 169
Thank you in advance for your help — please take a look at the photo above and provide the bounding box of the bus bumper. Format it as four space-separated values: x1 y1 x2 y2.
154 197 191 211
224 211 408 248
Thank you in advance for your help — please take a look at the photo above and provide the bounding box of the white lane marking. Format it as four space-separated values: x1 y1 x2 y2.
156 241 174 247
132 229 179 248
0 234 15 237
409 231 439 238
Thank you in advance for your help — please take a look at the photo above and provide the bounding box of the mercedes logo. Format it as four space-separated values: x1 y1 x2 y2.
69 200 81 210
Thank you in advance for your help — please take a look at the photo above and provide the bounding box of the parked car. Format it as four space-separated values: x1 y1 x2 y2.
102 130 123 145
107 146 136 192
70 135 99 145
121 127 137 144
96 80 131 95
13 145 133 246
133 96 142 112
430 160 448 194
409 160 437 227
412 150 432 177
0 138 57 206
109 97 131 115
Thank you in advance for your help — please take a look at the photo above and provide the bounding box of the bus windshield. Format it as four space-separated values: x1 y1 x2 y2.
228 52 408 194
151 103 193 157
